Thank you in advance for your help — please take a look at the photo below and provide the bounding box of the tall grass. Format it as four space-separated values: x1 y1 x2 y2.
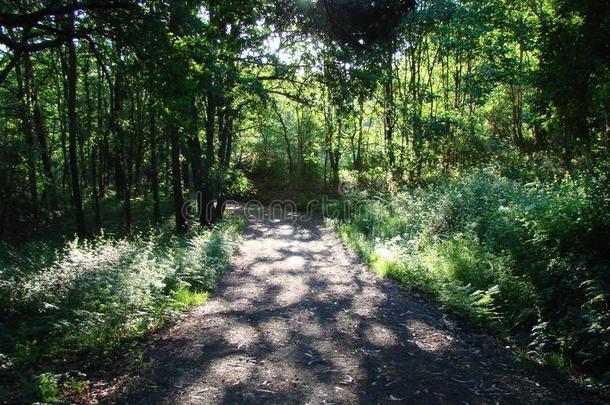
0 216 243 402
329 168 610 384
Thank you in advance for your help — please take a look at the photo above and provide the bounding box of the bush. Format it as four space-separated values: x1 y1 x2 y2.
329 168 610 383
0 216 243 402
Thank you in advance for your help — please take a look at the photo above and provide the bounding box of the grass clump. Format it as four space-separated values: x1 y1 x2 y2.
328 168 610 384
0 215 244 403
172 286 209 309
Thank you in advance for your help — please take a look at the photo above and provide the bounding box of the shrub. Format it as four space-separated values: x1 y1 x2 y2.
330 168 610 383
0 216 243 402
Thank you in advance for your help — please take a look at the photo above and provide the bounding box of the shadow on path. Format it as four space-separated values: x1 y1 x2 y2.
120 213 598 404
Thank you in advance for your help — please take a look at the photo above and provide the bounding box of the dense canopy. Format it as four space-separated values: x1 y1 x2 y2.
1 0 609 402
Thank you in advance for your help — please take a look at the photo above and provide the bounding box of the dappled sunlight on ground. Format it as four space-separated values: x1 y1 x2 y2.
224 323 260 349
365 323 401 348
118 211 589 404
405 319 454 354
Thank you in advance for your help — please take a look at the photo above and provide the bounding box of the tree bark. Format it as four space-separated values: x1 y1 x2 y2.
58 48 69 197
112 67 127 201
83 55 101 228
170 120 186 233
149 103 161 223
272 103 293 177
97 63 107 198
17 53 39 222
25 53 55 205
91 145 101 229
200 94 216 226
66 12 86 237
187 134 205 220
383 46 395 169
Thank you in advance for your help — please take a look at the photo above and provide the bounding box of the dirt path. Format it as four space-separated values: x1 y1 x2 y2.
119 213 598 404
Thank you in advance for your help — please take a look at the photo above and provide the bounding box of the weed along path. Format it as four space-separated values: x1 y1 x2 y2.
119 213 595 404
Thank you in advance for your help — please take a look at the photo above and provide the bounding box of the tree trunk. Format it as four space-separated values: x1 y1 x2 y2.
181 158 190 192
201 95 216 226
215 113 233 221
509 84 524 149
112 68 127 201
383 46 395 169
354 99 364 171
133 91 146 195
83 56 101 229
66 13 86 237
97 63 108 198
125 91 135 234
187 135 205 219
25 53 55 209
91 146 102 229
214 109 227 221
272 103 293 176
58 48 69 198
17 53 39 222
170 120 186 233
149 104 161 223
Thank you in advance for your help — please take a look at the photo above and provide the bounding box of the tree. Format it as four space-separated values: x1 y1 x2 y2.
66 11 86 238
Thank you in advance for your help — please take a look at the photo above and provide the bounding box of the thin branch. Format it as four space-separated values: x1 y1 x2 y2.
0 53 19 84
0 1 133 28
266 89 311 105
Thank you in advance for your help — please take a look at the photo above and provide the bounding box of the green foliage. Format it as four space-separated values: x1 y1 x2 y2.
2 0 609 394
226 169 257 200
330 168 610 382
0 216 243 403
36 373 61 403
172 286 209 310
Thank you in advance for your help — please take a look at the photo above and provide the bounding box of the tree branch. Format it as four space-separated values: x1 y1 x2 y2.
0 1 133 28
0 53 19 84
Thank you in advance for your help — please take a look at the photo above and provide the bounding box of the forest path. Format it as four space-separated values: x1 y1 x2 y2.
121 212 593 404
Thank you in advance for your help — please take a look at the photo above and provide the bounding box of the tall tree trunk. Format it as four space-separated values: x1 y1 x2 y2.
125 90 135 234
97 63 108 198
187 130 205 215
134 122 146 196
25 53 55 209
83 55 101 228
214 105 235 221
125 141 133 234
112 68 127 201
17 53 39 222
170 120 186 233
78 60 88 192
217 109 228 166
214 109 227 222
383 46 395 169
201 94 216 226
181 158 190 192
83 57 92 169
91 146 102 229
66 13 86 237
354 98 364 171
272 103 293 177
187 95 204 203
58 49 70 198
215 113 233 221
509 84 524 149
187 136 204 220
149 103 161 223
0 164 17 240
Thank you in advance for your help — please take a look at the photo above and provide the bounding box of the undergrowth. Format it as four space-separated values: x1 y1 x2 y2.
0 216 244 403
327 168 610 387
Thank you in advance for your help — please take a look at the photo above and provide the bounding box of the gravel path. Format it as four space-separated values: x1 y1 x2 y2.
120 213 599 404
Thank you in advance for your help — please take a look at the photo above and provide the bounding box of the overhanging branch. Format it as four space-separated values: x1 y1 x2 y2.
0 1 134 28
